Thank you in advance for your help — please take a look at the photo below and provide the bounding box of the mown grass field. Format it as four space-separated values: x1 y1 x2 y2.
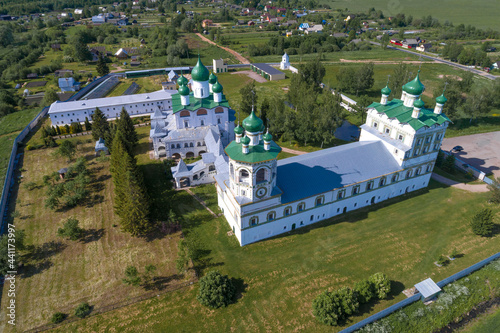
51 178 500 332
0 127 194 332
322 0 499 30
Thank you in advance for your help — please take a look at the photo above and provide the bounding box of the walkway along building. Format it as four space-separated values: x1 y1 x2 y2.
216 71 451 246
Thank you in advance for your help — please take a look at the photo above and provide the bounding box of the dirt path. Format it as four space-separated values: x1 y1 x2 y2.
196 33 250 64
431 173 489 192
184 188 218 217
281 147 308 155
231 70 267 83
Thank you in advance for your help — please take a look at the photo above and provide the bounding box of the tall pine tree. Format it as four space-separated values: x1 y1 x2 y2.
116 107 138 153
91 107 111 144
110 130 152 236
96 55 110 77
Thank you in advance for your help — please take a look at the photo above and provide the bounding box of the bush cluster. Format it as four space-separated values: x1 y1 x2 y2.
197 271 236 309
313 272 391 326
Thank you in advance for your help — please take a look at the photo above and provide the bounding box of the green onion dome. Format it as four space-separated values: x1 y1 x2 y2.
381 85 391 95
191 56 210 82
413 98 425 108
234 125 244 135
241 136 250 145
436 94 448 104
403 71 425 95
263 131 272 142
178 84 190 96
212 81 223 93
177 74 188 86
209 72 217 84
242 109 264 133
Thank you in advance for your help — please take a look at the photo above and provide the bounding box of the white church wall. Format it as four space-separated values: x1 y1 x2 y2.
233 173 432 246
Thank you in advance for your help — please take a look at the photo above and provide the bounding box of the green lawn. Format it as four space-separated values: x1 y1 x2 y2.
322 0 499 30
53 180 500 332
105 81 132 97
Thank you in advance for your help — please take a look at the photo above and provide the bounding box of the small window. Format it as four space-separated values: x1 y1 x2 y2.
201 120 205 126
217 118 221 124
391 174 398 183
406 170 412 179
384 127 390 134
426 164 432 172
415 168 421 176
184 143 189 148
413 149 419 157
250 218 257 226
284 207 291 216
379 177 386 187
398 134 404 141
373 122 378 128
417 138 422 146
394 149 398 155
171 144 175 149
267 212 275 221
352 186 360 195
241 190 246 196
190 142 194 147
310 215 314 221
366 181 374 190
337 191 345 200
176 144 180 149
297 203 305 212
315 197 322 206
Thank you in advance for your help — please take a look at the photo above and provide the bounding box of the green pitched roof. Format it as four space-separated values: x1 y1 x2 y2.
225 140 281 164
171 92 230 113
368 98 450 131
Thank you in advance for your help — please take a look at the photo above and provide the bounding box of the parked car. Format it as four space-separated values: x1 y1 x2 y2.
452 145 464 152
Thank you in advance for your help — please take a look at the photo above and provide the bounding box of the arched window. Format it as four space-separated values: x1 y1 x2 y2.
230 164 234 179
256 168 266 183
284 207 292 216
200 171 205 178
239 169 249 183
209 165 216 172
379 177 386 187
171 144 175 149
415 168 421 176
180 110 190 117
189 142 194 147
176 144 181 149
197 108 207 116
193 174 198 180
267 212 276 221
406 170 412 179
391 174 398 183
197 142 201 146
215 107 224 113
297 203 305 212
426 164 433 172
184 143 189 148
315 196 323 206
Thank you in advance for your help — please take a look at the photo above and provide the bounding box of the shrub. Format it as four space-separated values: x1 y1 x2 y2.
74 302 91 318
312 287 359 326
57 217 84 240
23 181 37 191
369 272 391 299
354 279 375 303
469 208 494 236
51 312 66 324
487 177 500 204
437 255 447 266
442 154 456 174
122 265 142 286
197 271 235 309
449 248 458 259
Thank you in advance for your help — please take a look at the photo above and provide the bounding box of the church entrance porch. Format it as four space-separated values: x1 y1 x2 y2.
179 177 190 188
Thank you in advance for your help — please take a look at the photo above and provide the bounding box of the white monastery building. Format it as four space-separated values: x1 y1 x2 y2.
48 89 177 125
215 71 451 246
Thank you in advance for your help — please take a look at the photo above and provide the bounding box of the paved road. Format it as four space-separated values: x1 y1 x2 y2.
369 41 498 80
442 131 500 178
431 173 489 192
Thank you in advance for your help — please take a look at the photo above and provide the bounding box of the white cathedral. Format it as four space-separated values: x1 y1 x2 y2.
215 71 450 246
150 62 450 246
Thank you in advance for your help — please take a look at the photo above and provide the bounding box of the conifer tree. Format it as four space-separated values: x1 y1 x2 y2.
110 130 152 235
116 107 138 153
91 107 111 143
96 55 110 77
84 117 92 132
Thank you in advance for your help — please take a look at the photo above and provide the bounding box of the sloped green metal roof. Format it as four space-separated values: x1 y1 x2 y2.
368 99 450 131
225 140 281 164
171 92 230 113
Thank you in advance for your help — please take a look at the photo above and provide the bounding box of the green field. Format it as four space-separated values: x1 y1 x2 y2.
52 178 500 332
322 0 500 30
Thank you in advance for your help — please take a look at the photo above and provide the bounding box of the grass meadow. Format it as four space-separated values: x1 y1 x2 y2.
322 0 499 30
49 177 500 332
0 127 195 332
461 306 500 332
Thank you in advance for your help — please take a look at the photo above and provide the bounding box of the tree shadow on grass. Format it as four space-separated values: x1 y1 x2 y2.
20 260 54 278
80 228 105 244
143 274 184 291
232 277 248 301
20 240 67 278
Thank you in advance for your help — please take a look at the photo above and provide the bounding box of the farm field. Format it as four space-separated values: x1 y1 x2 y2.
51 178 500 332
322 0 500 30
0 127 194 332
461 306 500 332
